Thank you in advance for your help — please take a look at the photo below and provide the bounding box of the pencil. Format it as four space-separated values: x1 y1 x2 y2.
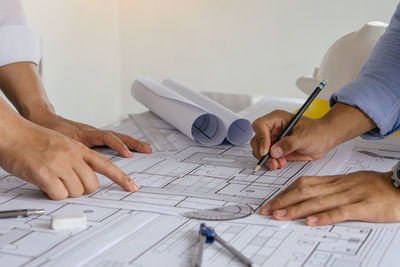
254 80 327 172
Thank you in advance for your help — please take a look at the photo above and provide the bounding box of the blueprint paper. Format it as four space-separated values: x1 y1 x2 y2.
83 214 400 267
1 113 399 266
162 79 253 145
3 111 400 266
53 114 352 225
131 78 252 146
132 78 226 146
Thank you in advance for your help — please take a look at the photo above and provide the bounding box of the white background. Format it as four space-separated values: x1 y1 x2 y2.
21 0 399 127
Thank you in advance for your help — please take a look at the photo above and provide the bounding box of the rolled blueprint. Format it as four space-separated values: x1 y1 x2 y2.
131 78 253 146
162 79 253 146
131 78 227 146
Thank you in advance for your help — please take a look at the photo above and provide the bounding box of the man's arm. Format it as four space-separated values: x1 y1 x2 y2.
254 4 400 225
0 62 152 157
330 3 400 139
252 4 400 170
0 0 151 199
0 94 139 200
0 1 151 156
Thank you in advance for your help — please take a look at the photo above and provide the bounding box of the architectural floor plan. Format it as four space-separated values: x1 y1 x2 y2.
0 112 399 266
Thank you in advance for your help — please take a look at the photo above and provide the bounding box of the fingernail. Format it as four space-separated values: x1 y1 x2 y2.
260 143 268 156
124 144 132 156
143 142 151 148
307 216 318 225
266 161 273 170
271 146 283 158
129 180 139 191
274 209 286 217
260 204 270 215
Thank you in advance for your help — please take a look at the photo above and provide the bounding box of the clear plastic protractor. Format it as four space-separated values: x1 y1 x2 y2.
181 204 254 221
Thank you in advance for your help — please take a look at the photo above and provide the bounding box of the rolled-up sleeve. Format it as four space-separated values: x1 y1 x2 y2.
0 0 41 67
330 4 400 140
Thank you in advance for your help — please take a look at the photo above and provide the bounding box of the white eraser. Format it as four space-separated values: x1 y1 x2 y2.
51 214 87 230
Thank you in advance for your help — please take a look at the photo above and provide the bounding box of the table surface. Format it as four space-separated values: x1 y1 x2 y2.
1 93 400 267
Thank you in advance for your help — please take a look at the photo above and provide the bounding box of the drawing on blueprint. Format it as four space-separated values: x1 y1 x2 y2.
1 112 351 218
0 112 398 266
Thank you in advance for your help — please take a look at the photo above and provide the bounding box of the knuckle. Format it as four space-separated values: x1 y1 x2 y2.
270 110 284 116
297 183 312 196
282 138 295 151
42 184 68 200
334 180 351 192
272 196 284 208
314 196 325 206
257 135 267 143
51 190 68 201
252 118 262 129
35 165 51 180
250 138 257 150
250 137 256 146
102 157 114 169
105 131 116 138
84 183 99 195
53 191 68 200
84 175 100 194
68 187 84 198
286 206 298 217
296 176 310 186
337 206 349 219
75 141 87 150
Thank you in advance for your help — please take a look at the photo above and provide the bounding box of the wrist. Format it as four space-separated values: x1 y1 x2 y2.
0 62 56 124
0 105 32 154
20 101 57 125
319 103 376 146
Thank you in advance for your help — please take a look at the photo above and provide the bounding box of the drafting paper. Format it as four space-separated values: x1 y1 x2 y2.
0 116 399 266
2 111 400 266
132 78 252 146
131 78 226 146
162 79 253 146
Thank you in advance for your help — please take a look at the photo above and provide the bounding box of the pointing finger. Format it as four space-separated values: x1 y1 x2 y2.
83 148 138 192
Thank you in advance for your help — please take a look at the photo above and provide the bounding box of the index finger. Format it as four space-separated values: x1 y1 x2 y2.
114 133 152 154
83 148 139 192
252 118 272 157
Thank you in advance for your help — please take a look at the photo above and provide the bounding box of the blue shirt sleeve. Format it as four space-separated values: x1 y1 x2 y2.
330 4 400 140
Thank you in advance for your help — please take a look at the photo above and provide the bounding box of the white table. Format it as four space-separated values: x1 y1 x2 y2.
0 94 399 267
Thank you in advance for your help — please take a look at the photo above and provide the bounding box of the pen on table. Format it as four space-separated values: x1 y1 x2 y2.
0 209 45 219
254 80 327 172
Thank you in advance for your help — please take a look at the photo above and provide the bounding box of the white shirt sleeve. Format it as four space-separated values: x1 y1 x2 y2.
0 0 41 67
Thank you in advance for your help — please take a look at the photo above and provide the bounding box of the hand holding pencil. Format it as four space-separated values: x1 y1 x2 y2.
251 81 330 171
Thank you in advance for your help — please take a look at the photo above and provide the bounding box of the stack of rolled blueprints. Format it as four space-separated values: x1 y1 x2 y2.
131 78 253 146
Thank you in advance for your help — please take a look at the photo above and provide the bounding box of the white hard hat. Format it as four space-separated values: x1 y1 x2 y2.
296 21 388 100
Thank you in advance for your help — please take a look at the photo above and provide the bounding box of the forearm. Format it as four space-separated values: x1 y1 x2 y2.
0 62 56 123
329 4 400 139
320 103 376 147
0 96 33 152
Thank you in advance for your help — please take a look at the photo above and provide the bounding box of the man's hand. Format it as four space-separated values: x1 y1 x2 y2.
251 110 335 170
0 111 139 200
0 62 151 157
33 114 152 157
259 171 400 225
250 104 377 170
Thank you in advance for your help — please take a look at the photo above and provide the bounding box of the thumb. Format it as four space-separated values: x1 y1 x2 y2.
270 135 304 158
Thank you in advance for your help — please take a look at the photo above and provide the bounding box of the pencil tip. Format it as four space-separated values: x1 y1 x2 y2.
253 165 261 172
